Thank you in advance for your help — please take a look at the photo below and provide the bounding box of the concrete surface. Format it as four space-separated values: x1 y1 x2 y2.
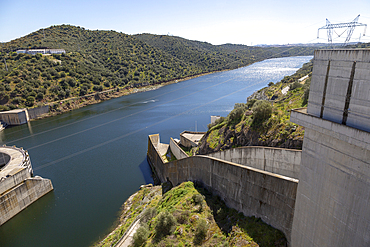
206 146 301 179
169 138 189 160
0 146 53 226
307 49 370 132
180 131 206 147
291 49 370 247
0 109 29 125
148 134 298 243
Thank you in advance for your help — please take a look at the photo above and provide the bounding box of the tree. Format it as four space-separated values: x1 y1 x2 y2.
25 96 35 107
132 224 149 247
193 219 208 245
155 211 177 239
252 100 272 123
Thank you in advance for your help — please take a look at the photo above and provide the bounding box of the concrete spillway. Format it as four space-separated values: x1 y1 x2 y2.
0 146 53 226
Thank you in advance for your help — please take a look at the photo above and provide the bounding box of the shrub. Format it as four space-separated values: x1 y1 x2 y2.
193 219 208 245
246 99 257 109
25 96 35 107
132 223 149 247
289 81 302 91
192 194 204 205
12 97 23 105
142 207 157 223
155 211 177 239
251 100 272 123
207 116 225 130
226 103 247 123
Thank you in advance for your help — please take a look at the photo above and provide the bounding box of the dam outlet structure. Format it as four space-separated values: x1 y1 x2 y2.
0 145 53 226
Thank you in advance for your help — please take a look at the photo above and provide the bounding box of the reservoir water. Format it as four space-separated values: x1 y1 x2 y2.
0 56 312 247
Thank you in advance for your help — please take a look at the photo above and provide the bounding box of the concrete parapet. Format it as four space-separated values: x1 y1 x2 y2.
148 134 298 243
169 138 189 160
206 146 301 179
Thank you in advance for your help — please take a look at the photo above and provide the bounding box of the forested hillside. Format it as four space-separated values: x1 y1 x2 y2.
135 33 315 71
0 24 318 110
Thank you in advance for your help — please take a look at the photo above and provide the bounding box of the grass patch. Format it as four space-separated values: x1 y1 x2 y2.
95 182 287 246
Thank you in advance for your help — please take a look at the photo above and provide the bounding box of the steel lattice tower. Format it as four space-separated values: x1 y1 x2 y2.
317 15 367 45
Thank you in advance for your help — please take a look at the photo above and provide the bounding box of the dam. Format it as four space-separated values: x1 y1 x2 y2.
0 146 53 225
148 49 370 246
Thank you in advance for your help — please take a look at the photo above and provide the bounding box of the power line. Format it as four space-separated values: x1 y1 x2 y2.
33 78 266 171
26 73 245 151
5 45 314 142
31 50 314 170
7 47 313 171
4 73 218 143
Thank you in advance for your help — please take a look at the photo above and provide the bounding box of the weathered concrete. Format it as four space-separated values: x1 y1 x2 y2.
307 49 370 132
0 176 53 225
0 146 53 226
0 109 29 125
27 105 49 120
180 131 206 147
291 49 370 247
169 138 189 160
148 134 298 243
206 146 301 179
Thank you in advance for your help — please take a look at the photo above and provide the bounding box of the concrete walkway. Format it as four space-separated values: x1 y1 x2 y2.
115 219 141 247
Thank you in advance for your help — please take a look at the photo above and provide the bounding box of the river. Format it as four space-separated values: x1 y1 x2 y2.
0 56 312 247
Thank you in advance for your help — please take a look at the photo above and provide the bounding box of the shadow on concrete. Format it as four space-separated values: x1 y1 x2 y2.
194 183 287 247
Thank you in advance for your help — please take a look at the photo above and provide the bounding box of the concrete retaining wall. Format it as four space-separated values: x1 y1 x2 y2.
148 134 298 242
169 138 189 160
207 147 301 179
0 109 28 125
180 131 206 147
0 152 10 167
28 106 49 120
0 177 53 225
0 168 31 195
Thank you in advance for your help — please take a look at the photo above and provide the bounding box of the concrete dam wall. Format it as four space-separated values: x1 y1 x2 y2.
0 146 53 226
206 146 301 179
148 134 299 242
290 49 370 247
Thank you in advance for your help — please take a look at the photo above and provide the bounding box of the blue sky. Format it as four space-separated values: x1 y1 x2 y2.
1 0 370 45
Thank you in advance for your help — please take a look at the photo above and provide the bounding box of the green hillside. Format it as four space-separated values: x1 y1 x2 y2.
135 33 315 71
0 24 318 111
197 60 313 154
95 182 286 247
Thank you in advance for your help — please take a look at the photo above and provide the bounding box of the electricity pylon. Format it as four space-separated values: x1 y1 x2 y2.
317 15 367 45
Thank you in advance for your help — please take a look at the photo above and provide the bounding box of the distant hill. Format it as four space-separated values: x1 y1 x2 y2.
0 24 319 110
